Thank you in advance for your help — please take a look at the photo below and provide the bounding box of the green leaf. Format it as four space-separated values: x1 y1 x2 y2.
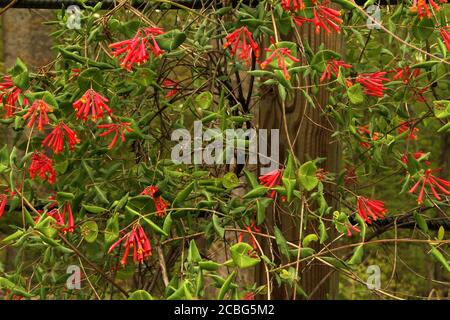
433 100 450 119
142 217 168 236
217 271 236 300
230 242 261 268
222 172 239 189
302 234 319 248
319 220 328 244
81 221 98 243
82 204 107 214
347 83 364 105
194 92 213 110
430 246 450 272
243 186 269 199
77 67 104 92
297 161 319 191
311 50 340 73
128 290 154 300
104 214 119 244
155 29 186 51
274 226 291 258
8 58 29 90
413 212 428 233
212 214 225 238
173 181 195 207
256 198 272 225
243 169 259 189
282 153 296 201
412 17 434 41
438 226 445 241
162 212 173 240
348 244 364 265
188 239 202 263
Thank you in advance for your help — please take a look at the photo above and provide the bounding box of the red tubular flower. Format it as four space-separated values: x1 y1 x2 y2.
0 75 27 118
140 185 169 217
409 169 450 204
391 66 420 84
344 222 361 237
97 122 133 150
320 58 352 82
108 223 152 265
401 151 431 166
410 0 446 19
224 27 260 66
398 121 419 140
109 27 164 71
356 71 390 97
260 47 300 80
162 79 179 98
0 194 7 219
440 27 450 52
42 122 80 154
238 221 261 250
73 89 111 122
312 1 343 34
29 152 56 184
282 0 305 11
22 99 52 131
61 202 75 233
357 196 387 224
259 169 282 198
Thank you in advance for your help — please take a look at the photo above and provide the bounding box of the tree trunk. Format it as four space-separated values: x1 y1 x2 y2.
256 24 342 300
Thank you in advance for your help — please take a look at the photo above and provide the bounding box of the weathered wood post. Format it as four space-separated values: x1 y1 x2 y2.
257 21 342 300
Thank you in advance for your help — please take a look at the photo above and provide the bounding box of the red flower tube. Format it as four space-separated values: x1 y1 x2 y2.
73 89 112 122
97 122 133 150
0 194 7 219
320 58 352 82
224 26 260 66
356 71 390 97
440 27 450 52
29 152 56 184
260 47 300 80
357 196 387 224
258 169 282 198
409 169 450 204
42 122 80 154
22 99 53 131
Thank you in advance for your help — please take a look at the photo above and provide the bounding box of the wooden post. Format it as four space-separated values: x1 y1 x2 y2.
257 23 342 300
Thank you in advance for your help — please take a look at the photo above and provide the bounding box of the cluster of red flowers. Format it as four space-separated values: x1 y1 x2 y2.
261 47 300 80
0 193 7 219
0 75 27 118
398 121 419 140
281 0 305 11
356 71 390 97
410 0 447 19
224 26 260 66
29 152 56 184
320 58 352 82
401 151 431 166
108 223 152 265
258 169 282 198
409 169 450 204
109 27 164 71
391 66 421 84
291 0 343 34
357 125 380 149
343 221 361 237
73 89 112 122
357 196 387 224
45 202 75 233
42 122 80 154
97 122 133 150
141 185 169 217
22 99 53 131
238 221 261 250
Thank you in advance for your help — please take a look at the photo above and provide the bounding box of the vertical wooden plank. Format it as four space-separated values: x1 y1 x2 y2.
256 22 342 299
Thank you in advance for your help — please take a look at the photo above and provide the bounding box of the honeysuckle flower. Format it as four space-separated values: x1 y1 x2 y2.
238 221 261 250
357 125 381 149
108 223 152 265
401 151 431 166
409 169 450 204
259 169 282 198
140 185 169 217
282 0 305 11
73 89 112 122
0 75 27 118
224 26 260 66
391 66 420 84
109 27 164 71
29 152 56 184
260 47 300 80
243 291 256 300
42 122 80 154
61 202 75 233
440 27 450 52
410 0 447 19
312 1 343 34
398 121 419 140
162 79 179 98
320 58 352 82
356 71 390 97
357 196 387 224
22 99 53 131
0 193 7 219
97 122 133 150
